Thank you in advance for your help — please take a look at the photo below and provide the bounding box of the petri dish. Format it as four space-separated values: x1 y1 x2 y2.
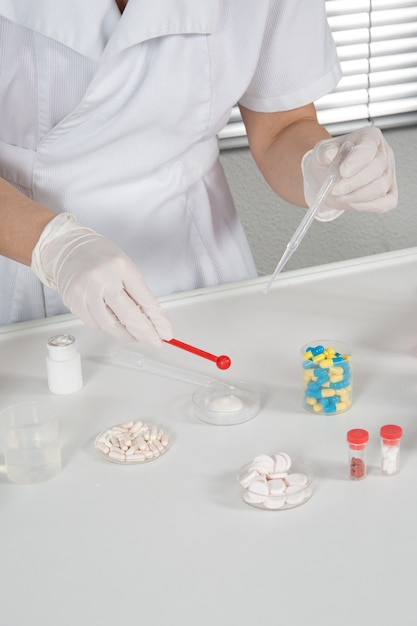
95 420 170 465
192 380 260 426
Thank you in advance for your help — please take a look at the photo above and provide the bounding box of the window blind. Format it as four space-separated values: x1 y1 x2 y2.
219 0 417 148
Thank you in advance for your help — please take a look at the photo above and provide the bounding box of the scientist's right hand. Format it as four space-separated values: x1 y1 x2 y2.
31 213 174 347
301 126 398 222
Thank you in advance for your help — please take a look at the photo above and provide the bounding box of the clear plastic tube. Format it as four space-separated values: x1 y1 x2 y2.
263 141 354 294
108 345 215 387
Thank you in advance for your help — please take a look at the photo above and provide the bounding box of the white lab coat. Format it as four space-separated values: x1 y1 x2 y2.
0 0 341 324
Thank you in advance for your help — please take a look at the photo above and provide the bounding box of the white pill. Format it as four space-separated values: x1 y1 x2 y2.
161 434 169 447
273 453 292 474
239 468 259 488
97 441 110 455
286 472 308 487
129 421 143 433
110 435 120 447
383 459 397 474
267 478 286 496
248 478 269 496
208 395 243 412
263 495 286 509
125 445 139 456
109 449 125 461
251 455 275 475
285 486 307 506
150 426 158 441
135 436 147 450
149 442 160 455
243 489 267 505
126 452 146 462
383 445 398 458
121 421 134 429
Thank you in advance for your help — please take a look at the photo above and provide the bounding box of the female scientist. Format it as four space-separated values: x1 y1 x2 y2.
0 0 397 346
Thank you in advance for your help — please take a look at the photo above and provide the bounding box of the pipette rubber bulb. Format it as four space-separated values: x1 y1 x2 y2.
216 355 231 370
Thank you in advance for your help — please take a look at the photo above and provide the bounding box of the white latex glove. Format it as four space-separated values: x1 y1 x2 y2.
301 126 398 222
31 213 174 347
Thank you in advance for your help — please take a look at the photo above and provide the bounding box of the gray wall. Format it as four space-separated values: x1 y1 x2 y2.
220 126 417 276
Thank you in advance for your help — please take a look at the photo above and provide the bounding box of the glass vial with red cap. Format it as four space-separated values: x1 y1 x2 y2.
380 424 403 475
347 429 369 480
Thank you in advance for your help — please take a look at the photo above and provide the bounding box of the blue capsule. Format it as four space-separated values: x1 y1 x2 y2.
310 345 324 356
305 389 321 399
303 360 315 369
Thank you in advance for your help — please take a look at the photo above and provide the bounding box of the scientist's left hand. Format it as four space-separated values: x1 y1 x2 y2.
302 126 398 222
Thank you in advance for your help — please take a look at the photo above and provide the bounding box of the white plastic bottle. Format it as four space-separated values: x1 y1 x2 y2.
46 334 83 394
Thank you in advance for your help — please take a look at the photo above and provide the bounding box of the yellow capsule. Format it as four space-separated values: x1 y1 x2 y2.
312 353 325 362
336 402 347 412
303 350 313 360
330 366 344 376
330 374 343 383
313 403 324 413
321 388 336 398
324 348 336 358
322 380 330 388
319 359 333 368
305 397 317 406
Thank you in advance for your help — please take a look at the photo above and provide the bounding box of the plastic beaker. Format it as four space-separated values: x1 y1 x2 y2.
0 400 61 484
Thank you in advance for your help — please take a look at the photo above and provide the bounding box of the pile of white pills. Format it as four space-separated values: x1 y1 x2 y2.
381 444 399 475
95 421 170 464
238 453 312 510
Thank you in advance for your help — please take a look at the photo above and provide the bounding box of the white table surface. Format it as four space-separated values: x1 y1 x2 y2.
1 248 417 626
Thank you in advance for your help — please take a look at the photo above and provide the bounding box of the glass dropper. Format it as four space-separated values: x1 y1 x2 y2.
263 141 354 294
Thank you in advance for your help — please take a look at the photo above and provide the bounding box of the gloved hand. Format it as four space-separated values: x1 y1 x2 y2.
31 213 174 347
301 126 398 222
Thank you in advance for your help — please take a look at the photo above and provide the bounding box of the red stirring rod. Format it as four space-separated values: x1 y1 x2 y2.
164 338 231 370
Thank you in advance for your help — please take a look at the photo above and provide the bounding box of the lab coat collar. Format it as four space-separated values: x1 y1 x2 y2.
104 0 221 59
0 0 220 61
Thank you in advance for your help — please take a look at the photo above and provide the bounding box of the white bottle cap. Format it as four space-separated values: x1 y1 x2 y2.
47 334 77 361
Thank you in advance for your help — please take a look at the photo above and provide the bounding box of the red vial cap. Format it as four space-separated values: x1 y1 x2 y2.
347 428 369 445
380 424 403 440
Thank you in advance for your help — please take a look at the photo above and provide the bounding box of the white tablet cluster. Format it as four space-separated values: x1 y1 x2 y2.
238 453 312 510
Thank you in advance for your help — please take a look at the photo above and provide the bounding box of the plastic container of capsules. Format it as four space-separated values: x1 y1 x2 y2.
301 340 352 415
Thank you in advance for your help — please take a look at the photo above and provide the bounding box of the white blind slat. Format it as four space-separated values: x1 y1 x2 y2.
220 0 417 148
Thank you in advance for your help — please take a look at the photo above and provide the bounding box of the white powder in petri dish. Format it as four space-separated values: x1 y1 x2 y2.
207 395 244 412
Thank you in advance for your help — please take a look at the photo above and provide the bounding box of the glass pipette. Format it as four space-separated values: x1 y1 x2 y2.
263 141 354 294
108 345 217 387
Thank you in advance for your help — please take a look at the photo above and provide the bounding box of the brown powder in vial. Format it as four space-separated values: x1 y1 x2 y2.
350 456 365 479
